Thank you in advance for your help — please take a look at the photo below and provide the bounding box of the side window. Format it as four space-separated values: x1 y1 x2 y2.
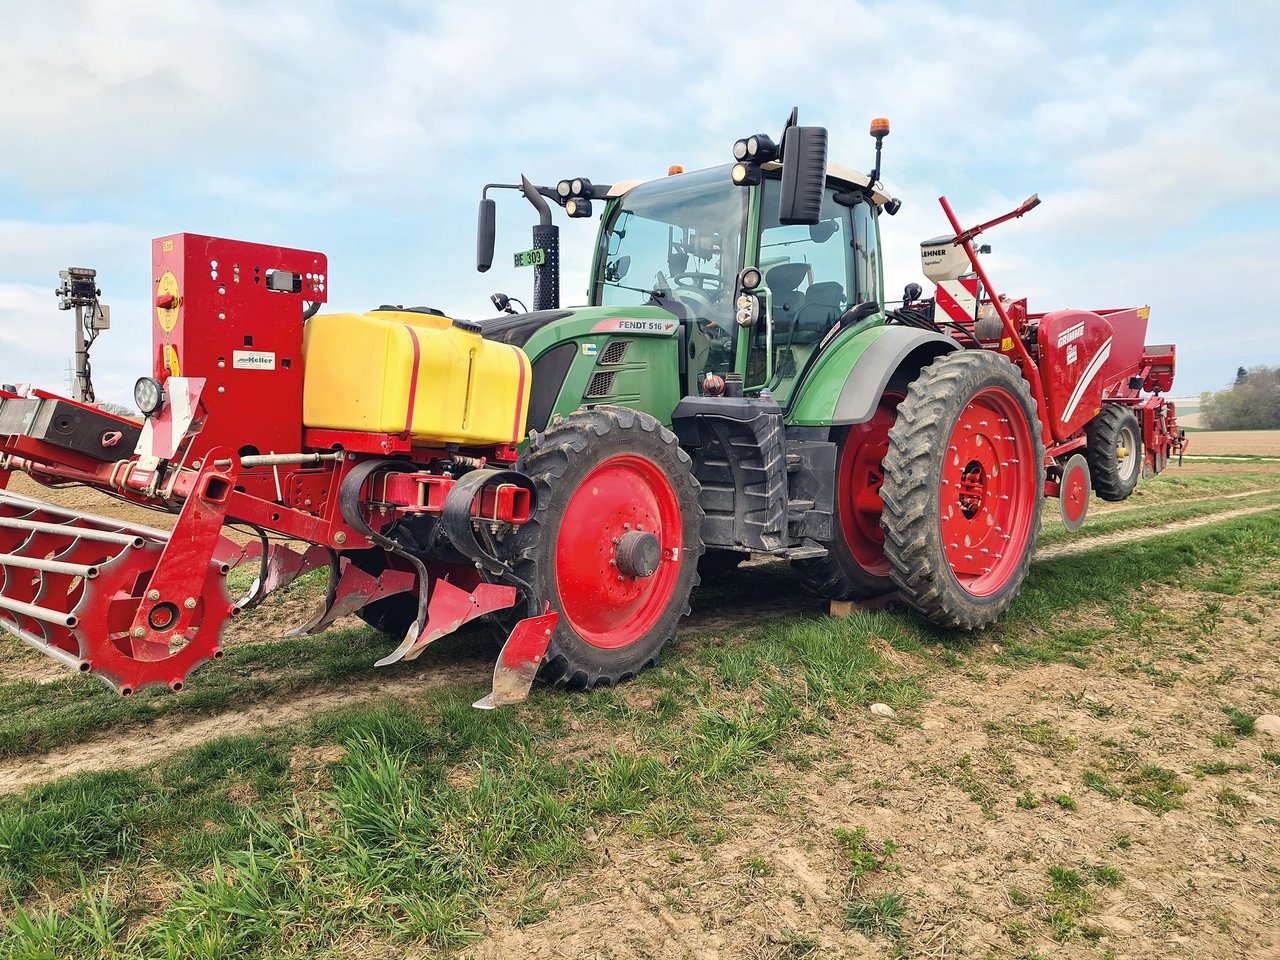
754 181 855 399
853 202 879 306
758 184 852 342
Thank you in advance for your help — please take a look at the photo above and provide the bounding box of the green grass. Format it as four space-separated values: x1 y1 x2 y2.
833 826 898 882
845 891 906 942
1 607 928 957
1039 863 1122 942
1038 487 1280 547
1221 705 1257 736
1 497 1279 956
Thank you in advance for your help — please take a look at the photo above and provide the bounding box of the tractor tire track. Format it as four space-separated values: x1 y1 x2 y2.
2 499 1278 796
1034 503 1280 560
0 666 488 796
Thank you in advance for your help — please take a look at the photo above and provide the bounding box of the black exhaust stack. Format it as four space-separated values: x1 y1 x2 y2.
520 176 560 311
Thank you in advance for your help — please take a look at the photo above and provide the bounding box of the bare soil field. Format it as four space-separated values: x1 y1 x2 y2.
1184 430 1280 457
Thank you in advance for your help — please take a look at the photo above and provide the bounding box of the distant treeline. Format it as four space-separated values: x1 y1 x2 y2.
1201 366 1280 430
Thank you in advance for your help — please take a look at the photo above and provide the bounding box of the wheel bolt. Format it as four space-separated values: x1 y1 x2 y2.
132 626 145 638
184 597 196 609
147 589 160 601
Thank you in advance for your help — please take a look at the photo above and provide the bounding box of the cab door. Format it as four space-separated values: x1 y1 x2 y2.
745 180 875 404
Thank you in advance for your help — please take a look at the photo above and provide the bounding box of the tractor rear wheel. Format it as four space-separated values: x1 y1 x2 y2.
508 407 703 689
793 392 902 600
880 352 1044 629
1086 406 1141 502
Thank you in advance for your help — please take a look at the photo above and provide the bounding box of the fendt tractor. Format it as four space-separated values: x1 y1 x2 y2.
0 112 1185 707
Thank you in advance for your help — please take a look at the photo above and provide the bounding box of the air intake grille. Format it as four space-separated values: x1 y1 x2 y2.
585 371 617 398
599 339 631 365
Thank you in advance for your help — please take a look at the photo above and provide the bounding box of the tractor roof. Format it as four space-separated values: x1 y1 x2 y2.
607 161 891 207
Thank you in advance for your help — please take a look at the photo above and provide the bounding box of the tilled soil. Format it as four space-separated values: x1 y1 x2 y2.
455 589 1280 960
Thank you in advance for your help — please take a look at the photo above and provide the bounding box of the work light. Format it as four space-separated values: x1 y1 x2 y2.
134 376 165 417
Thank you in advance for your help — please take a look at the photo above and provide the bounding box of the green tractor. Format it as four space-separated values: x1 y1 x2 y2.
465 110 1048 689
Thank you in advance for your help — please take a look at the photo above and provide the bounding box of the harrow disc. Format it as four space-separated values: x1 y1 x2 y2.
0 491 233 694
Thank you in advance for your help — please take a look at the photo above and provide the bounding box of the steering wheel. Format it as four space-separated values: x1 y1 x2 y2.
672 272 723 294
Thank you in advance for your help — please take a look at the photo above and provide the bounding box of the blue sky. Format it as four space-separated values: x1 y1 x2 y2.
2 0 1277 403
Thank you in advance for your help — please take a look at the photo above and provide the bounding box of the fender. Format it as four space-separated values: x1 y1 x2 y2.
788 324 959 427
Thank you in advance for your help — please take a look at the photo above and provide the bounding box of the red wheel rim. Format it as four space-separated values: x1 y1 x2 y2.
837 393 902 575
554 454 683 649
939 387 1037 597
1062 461 1088 525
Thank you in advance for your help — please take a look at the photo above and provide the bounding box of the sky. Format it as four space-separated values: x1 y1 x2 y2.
2 0 1277 404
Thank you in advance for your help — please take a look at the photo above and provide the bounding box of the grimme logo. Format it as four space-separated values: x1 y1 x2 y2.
1056 322 1085 348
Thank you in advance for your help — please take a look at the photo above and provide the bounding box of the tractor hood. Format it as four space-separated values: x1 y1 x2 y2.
479 309 574 348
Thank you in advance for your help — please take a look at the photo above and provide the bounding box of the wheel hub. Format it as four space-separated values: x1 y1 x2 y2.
957 460 987 517
615 530 661 578
554 454 683 649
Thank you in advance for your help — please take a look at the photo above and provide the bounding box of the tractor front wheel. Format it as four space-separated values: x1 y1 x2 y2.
880 351 1044 629
508 407 703 688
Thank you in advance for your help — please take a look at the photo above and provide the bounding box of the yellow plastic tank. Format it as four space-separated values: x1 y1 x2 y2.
302 309 531 446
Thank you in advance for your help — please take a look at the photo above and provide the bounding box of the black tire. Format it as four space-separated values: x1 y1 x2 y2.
1086 406 1141 502
698 549 747 581
507 406 703 689
881 351 1045 629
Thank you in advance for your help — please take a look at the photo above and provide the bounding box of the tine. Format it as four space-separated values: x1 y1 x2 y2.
375 579 517 668
0 594 78 628
374 579 474 667
286 562 415 637
0 617 84 672
402 582 516 661
473 606 558 710
374 623 424 668
0 516 144 546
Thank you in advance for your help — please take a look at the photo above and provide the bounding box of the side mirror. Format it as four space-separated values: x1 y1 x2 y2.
606 255 631 282
778 125 828 225
476 198 496 273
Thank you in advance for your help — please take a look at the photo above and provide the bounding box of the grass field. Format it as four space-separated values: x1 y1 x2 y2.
2 459 1279 959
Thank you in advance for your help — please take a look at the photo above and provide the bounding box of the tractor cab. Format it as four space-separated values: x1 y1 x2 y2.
591 164 889 406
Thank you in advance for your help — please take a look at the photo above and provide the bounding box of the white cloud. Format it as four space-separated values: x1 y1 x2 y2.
1 0 1278 402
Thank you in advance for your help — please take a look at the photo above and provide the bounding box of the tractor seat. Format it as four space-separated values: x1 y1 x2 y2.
765 263 810 320
790 281 845 344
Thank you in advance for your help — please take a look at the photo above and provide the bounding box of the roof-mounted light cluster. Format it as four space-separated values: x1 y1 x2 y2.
555 177 595 218
730 132 778 189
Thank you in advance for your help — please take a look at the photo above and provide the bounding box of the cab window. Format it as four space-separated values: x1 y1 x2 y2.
753 180 855 400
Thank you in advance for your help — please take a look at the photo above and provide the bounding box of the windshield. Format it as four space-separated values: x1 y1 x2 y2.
595 167 747 349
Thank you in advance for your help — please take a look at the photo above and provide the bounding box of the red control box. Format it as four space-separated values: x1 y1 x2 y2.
150 234 328 460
